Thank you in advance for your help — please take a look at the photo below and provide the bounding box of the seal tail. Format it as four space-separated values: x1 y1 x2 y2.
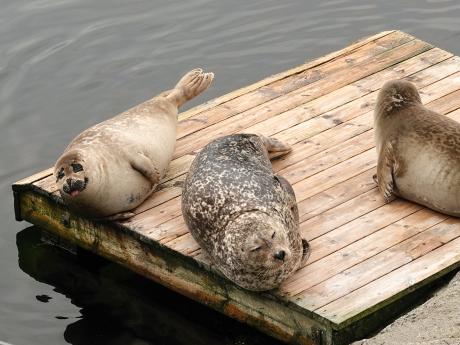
166 68 214 108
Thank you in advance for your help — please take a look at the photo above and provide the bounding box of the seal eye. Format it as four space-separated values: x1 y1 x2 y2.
57 168 65 180
250 246 262 252
71 163 83 173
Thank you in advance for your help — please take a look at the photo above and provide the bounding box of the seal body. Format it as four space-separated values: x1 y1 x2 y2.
182 134 310 291
374 79 460 216
54 69 214 219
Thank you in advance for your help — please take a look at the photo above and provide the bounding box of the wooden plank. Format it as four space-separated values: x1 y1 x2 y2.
177 31 395 122
316 221 460 326
300 188 382 240
280 131 375 185
284 209 447 296
13 167 53 187
298 169 376 223
292 149 376 202
294 210 450 308
302 200 420 260
141 215 188 243
129 197 182 228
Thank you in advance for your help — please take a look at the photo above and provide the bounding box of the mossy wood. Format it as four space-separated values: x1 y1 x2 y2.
13 31 460 345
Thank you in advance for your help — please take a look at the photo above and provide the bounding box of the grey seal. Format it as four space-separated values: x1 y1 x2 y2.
374 79 460 216
54 68 214 219
181 133 310 291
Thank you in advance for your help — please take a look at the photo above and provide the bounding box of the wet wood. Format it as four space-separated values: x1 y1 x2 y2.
12 31 460 345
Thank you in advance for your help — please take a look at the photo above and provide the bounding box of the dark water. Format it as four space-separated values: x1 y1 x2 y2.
2 0 460 344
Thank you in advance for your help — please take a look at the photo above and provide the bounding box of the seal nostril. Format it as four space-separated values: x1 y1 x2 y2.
274 250 286 261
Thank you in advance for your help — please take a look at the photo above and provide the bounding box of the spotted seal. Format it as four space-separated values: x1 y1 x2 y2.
181 133 310 291
54 68 214 219
374 79 460 216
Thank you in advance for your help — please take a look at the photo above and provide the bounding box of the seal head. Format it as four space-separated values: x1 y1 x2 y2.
55 151 88 198
222 211 309 290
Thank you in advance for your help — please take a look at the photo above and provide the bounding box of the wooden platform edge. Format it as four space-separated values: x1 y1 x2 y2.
334 259 460 331
13 187 333 345
328 268 459 345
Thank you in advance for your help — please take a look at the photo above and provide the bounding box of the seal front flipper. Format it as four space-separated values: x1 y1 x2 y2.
376 140 398 203
130 153 161 186
275 174 309 263
99 211 136 221
301 239 311 265
274 174 298 220
258 135 292 160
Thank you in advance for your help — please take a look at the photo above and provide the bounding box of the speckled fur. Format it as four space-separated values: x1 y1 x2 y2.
182 134 309 291
374 80 460 216
54 68 213 219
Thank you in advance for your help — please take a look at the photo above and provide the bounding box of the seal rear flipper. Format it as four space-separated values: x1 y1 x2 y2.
166 68 214 108
258 135 292 160
274 175 295 199
377 140 398 203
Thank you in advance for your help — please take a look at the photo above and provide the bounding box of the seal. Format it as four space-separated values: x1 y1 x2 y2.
181 133 310 291
374 79 460 216
54 68 214 219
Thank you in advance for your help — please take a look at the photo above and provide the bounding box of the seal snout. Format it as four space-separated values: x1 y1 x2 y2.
274 249 286 261
62 177 87 197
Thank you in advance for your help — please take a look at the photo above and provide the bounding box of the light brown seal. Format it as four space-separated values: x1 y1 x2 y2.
54 68 214 219
374 79 460 216
181 134 310 291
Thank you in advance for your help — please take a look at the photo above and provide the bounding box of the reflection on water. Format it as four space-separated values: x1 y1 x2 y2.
16 227 282 345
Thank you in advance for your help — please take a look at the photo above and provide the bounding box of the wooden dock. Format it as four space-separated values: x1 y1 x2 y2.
13 30 460 345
